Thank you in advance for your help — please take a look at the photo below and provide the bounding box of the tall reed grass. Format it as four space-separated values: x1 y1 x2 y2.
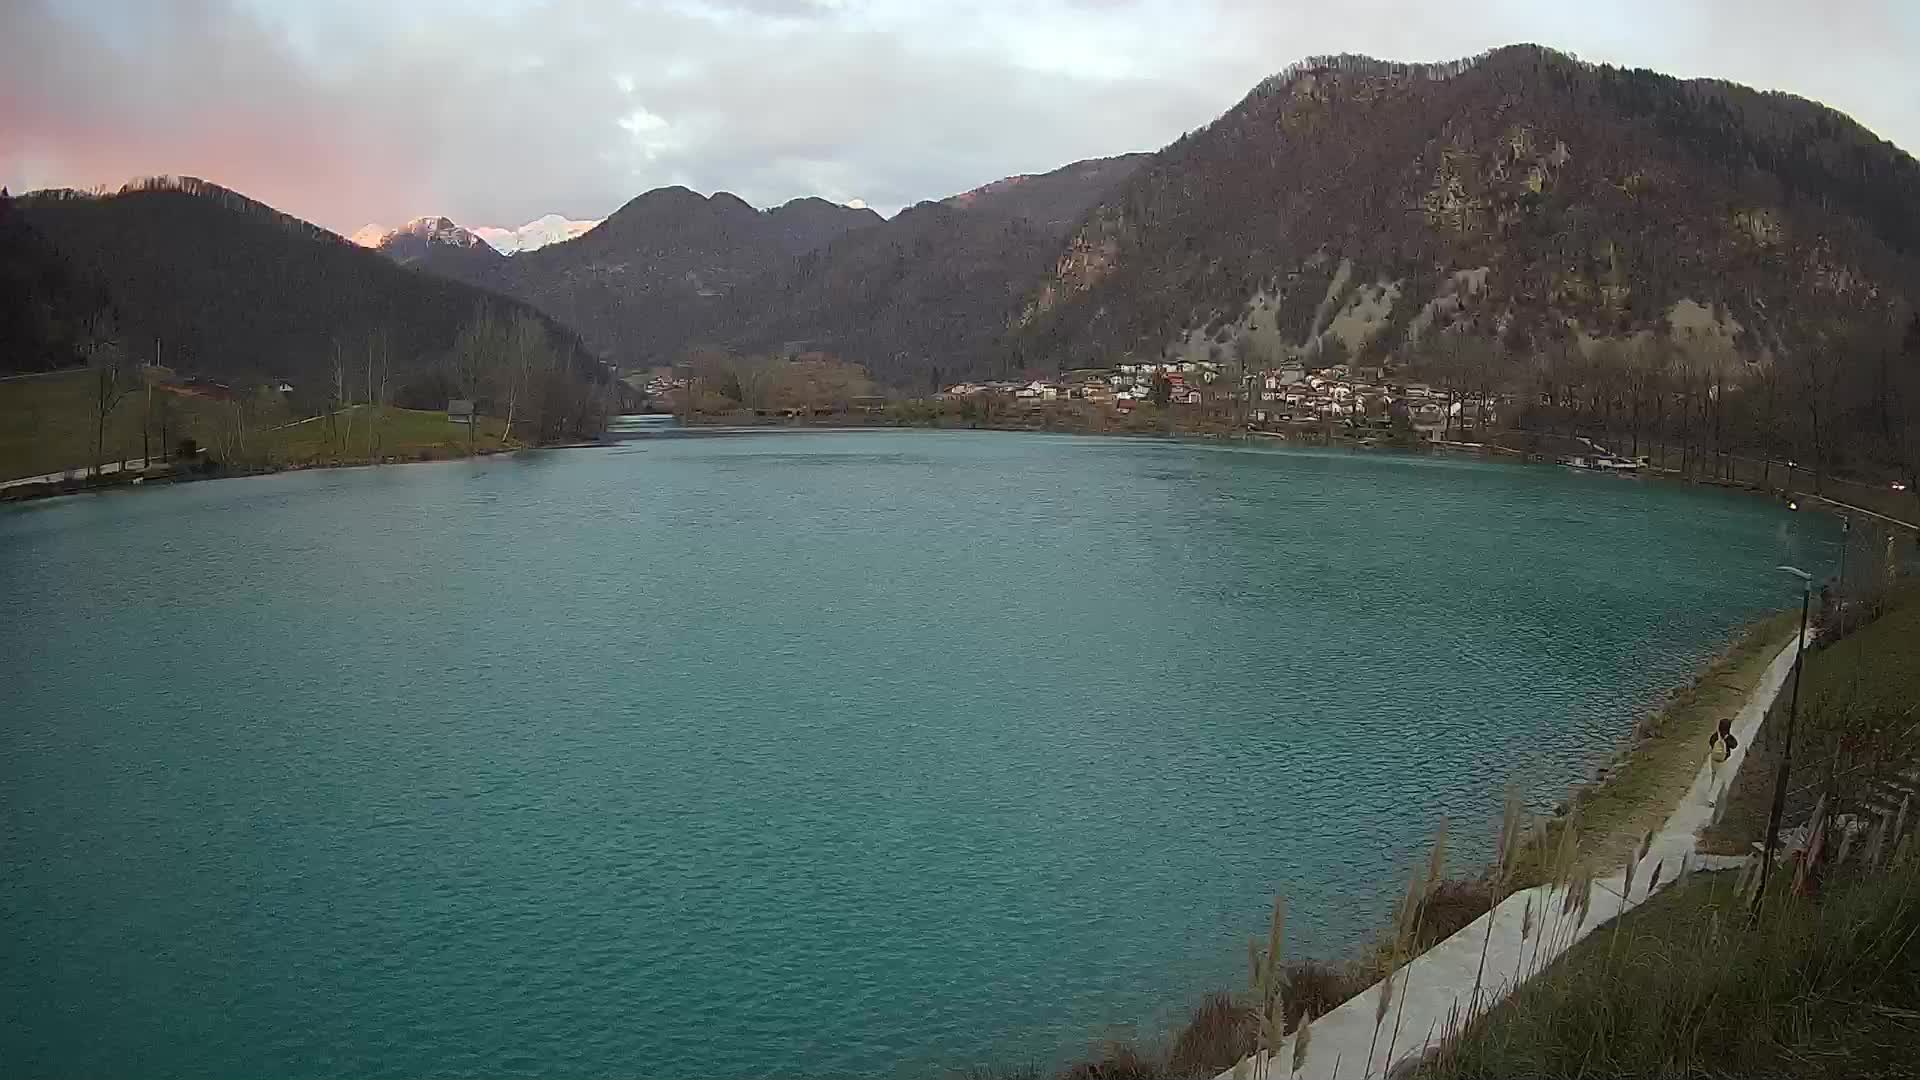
1417 847 1920 1079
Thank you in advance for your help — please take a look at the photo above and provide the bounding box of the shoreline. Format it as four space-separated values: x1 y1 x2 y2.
0 441 543 505
1235 628 1810 1080
1057 609 1805 1080
1540 612 1804 873
17 419 1912 538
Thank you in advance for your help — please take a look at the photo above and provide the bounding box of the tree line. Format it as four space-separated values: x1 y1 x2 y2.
1407 312 1920 497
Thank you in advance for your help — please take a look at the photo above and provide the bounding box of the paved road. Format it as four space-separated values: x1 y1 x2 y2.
0 457 153 491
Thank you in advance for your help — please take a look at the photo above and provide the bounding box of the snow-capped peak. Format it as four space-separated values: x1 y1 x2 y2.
352 213 598 255
348 216 488 251
396 216 487 248
473 214 601 254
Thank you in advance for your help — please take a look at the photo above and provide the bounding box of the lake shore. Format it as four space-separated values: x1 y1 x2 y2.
1037 607 1808 1080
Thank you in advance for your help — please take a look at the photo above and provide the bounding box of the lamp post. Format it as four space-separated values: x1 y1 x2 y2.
1836 516 1851 637
1752 563 1813 925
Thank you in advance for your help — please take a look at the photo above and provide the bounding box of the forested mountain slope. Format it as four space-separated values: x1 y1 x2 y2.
14 177 598 395
1015 46 1918 373
375 156 1148 384
700 154 1150 387
486 188 883 363
0 189 107 373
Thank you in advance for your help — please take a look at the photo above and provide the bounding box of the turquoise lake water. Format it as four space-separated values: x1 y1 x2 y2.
0 432 1835 1079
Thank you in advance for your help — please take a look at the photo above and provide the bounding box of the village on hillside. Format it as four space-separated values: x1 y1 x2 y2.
936 359 1496 437
632 355 1502 440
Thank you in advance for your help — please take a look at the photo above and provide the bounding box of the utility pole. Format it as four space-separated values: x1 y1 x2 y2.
144 337 155 468
1752 564 1813 926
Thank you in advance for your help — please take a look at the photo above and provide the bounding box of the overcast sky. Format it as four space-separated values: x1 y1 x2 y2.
4 0 1917 234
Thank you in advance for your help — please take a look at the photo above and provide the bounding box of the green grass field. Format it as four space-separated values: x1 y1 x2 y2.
1 369 511 482
0 369 179 481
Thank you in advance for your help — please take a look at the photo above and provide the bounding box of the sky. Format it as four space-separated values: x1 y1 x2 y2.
4 0 1917 235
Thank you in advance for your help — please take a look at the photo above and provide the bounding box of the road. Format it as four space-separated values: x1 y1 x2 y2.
0 457 154 491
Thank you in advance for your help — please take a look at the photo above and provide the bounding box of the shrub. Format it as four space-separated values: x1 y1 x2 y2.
1163 992 1252 1077
1280 961 1370 1028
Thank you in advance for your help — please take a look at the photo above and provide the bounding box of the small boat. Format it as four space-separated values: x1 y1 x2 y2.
1559 454 1647 473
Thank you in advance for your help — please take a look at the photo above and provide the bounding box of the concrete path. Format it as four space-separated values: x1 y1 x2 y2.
1222 632 1807 1080
0 457 153 490
1801 492 1919 532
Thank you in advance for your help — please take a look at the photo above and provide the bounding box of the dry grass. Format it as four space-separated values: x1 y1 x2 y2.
1278 963 1370 1030
1417 853 1920 1079
1407 880 1498 955
1162 993 1252 1078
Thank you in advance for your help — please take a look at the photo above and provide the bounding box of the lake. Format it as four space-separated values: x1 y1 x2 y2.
0 431 1834 1079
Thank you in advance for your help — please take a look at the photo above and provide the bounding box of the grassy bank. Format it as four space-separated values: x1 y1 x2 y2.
1703 580 1920 857
1407 580 1920 1078
954 610 1811 1080
1417 857 1920 1079
0 369 195 480
2 369 513 489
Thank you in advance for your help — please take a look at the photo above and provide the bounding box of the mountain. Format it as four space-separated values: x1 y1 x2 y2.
360 158 1144 381
13 176 603 416
362 216 496 262
473 214 601 254
714 154 1149 387
350 215 508 288
698 154 1149 387
941 155 1151 230
0 188 110 372
489 188 884 362
1013 46 1920 382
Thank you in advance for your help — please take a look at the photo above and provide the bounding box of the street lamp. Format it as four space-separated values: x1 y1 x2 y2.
1752 563 1813 925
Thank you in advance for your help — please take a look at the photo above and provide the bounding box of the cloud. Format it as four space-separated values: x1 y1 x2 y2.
3 0 1916 234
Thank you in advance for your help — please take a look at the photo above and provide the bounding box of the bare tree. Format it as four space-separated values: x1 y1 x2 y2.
499 312 553 448
81 308 132 478
1752 357 1783 489
335 340 355 461
365 328 390 461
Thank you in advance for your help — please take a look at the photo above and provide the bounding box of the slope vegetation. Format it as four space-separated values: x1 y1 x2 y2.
14 176 599 396
1017 46 1919 372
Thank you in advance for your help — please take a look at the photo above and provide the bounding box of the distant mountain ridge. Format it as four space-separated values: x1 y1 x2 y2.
712 154 1151 386
473 187 885 363
11 177 602 407
474 214 601 254
20 44 1918 439
352 216 491 255
349 157 1147 382
353 214 601 256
